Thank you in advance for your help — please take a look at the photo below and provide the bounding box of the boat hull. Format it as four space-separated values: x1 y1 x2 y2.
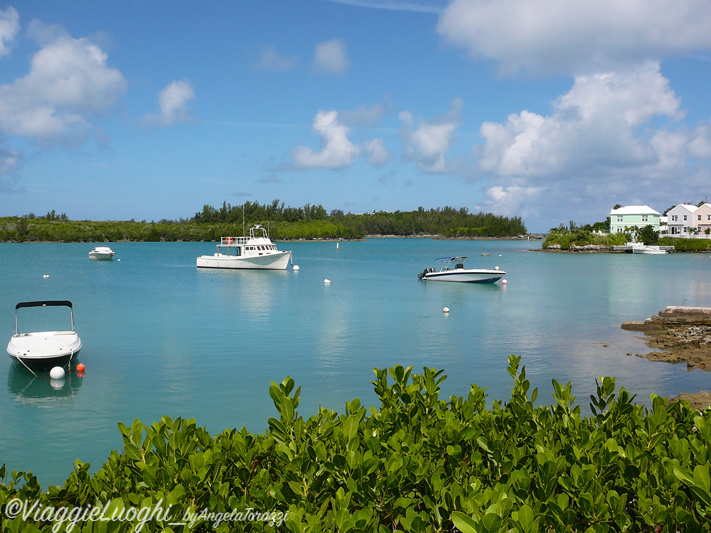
422 269 505 283
7 332 82 371
196 251 292 270
88 247 115 260
632 246 668 255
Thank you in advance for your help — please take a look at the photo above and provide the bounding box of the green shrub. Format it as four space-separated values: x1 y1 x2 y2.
659 237 711 252
1 357 709 532
543 230 627 249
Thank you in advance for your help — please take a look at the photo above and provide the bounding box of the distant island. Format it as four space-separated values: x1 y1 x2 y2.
0 200 528 242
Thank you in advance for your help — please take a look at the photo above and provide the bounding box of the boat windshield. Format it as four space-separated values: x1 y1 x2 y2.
435 256 467 271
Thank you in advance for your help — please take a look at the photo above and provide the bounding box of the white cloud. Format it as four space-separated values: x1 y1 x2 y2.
475 63 711 228
314 39 350 74
365 138 390 166
0 145 21 174
253 44 298 71
0 6 19 58
323 0 446 13
339 101 389 128
143 80 195 128
478 63 682 179
437 0 711 76
483 185 542 217
0 28 126 144
399 98 462 173
291 110 360 169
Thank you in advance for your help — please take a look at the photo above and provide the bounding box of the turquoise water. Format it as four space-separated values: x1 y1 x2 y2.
1 239 711 486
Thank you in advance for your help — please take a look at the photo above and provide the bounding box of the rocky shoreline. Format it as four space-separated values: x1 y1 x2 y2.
622 306 711 409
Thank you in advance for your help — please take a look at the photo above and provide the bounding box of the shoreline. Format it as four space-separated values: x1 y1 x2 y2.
622 307 711 409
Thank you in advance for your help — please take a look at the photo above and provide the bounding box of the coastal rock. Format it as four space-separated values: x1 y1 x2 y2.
622 306 711 371
669 391 711 411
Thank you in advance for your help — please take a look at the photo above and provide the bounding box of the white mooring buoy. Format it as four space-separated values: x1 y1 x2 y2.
324 279 331 284
293 265 300 271
443 307 450 314
49 366 65 380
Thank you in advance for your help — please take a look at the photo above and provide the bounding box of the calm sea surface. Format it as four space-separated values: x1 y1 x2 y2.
1 238 711 486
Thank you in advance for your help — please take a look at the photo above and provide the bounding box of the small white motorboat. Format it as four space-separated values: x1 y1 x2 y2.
88 246 115 260
7 301 82 373
197 224 292 270
418 256 506 283
631 245 670 255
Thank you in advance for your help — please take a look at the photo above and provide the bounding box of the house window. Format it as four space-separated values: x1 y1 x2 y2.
708 215 711 221
616 216 623 222
641 215 648 222
672 215 678 221
684 215 687 221
699 215 702 221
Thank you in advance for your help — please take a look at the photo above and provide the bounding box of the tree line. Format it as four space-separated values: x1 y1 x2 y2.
0 200 527 242
193 200 527 238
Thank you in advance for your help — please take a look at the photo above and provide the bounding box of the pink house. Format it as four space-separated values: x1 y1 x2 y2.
694 203 711 234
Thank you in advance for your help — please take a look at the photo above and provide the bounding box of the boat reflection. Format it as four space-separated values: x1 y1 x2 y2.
7 364 83 407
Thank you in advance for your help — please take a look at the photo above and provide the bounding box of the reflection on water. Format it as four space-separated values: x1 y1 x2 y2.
7 364 83 408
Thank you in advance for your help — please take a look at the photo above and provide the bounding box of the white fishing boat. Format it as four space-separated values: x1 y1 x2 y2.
88 246 115 260
7 301 82 373
418 256 505 283
196 224 292 270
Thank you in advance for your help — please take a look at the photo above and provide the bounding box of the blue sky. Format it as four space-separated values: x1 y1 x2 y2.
1 0 710 232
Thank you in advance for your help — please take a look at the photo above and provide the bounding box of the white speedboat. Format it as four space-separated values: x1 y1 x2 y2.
7 301 82 373
631 245 669 255
418 256 505 283
88 246 115 260
196 224 292 270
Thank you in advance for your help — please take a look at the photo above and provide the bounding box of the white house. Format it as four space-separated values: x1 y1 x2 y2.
666 204 698 235
693 203 711 234
608 205 661 234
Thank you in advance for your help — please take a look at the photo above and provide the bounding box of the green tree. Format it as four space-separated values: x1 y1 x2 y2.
639 225 659 245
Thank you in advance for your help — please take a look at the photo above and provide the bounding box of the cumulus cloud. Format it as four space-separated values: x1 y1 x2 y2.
143 80 195 128
0 145 21 174
475 63 711 227
478 63 683 179
437 0 711 76
0 26 126 145
291 110 360 169
365 138 390 166
0 6 19 58
483 185 543 217
313 39 350 74
399 98 462 173
253 44 298 71
339 101 389 128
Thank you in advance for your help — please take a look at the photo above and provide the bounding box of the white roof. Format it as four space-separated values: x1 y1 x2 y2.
609 205 660 216
669 203 699 213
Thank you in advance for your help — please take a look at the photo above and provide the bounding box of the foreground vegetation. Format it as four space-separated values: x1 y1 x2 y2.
2 357 710 532
0 201 527 242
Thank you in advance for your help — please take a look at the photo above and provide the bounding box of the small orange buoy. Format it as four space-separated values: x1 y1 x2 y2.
76 363 85 372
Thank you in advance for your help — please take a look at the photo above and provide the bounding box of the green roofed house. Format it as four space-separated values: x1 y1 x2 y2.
608 205 661 234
